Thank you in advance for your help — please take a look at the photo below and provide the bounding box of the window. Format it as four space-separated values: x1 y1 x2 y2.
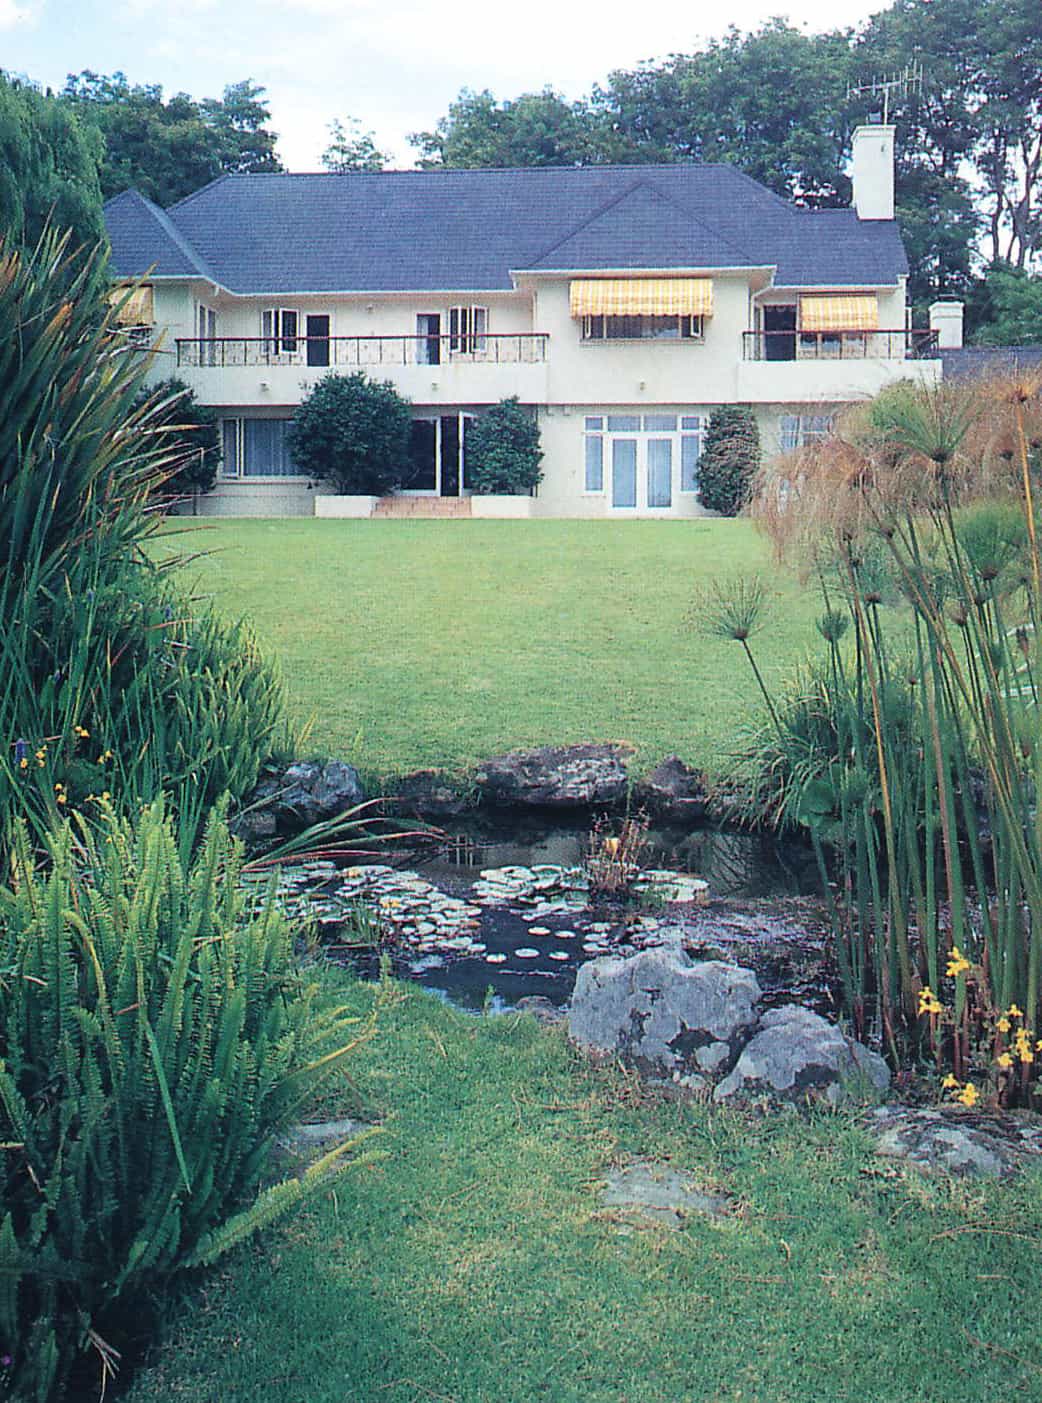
779 414 833 454
197 304 217 366
449 306 488 355
582 410 707 504
261 308 299 356
221 418 299 477
583 314 704 342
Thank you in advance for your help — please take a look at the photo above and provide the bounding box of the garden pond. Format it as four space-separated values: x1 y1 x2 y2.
246 816 835 1014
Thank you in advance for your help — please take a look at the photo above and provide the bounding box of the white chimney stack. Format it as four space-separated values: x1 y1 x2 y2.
851 124 896 221
929 299 965 349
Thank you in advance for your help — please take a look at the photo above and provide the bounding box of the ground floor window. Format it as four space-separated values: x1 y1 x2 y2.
779 413 834 453
221 418 299 477
583 413 706 508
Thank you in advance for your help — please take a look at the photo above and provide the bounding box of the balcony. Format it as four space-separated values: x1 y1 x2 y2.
742 328 939 361
175 332 549 370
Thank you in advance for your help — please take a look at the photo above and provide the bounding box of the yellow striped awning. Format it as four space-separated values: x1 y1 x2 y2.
109 284 154 326
570 278 713 318
799 294 878 332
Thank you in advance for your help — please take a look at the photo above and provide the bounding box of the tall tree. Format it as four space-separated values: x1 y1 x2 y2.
0 72 105 252
322 117 388 172
62 71 282 206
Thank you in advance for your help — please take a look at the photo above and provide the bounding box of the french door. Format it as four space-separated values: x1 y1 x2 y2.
610 437 674 511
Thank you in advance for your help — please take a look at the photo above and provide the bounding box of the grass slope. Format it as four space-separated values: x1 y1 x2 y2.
169 519 819 782
125 976 1042 1403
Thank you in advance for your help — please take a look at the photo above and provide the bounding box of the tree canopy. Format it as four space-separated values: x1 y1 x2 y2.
61 72 282 206
322 117 388 173
0 72 105 253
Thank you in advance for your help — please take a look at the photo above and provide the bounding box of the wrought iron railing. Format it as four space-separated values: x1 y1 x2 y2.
176 332 550 369
742 328 940 361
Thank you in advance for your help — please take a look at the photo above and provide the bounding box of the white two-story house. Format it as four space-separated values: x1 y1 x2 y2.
103 122 942 518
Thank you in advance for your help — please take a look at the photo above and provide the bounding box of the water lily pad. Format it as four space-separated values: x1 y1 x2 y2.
515 948 540 959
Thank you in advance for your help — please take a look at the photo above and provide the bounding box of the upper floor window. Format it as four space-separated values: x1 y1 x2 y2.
197 303 218 365
582 314 704 342
261 307 299 355
449 306 488 355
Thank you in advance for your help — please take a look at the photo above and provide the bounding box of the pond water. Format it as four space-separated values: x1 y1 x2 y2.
288 815 831 1014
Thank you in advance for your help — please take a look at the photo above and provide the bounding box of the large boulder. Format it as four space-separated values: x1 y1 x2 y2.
474 743 631 809
236 759 365 840
386 769 471 820
714 1004 889 1106
632 755 708 822
568 948 761 1077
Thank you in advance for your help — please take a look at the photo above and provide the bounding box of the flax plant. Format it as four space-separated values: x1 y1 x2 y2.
742 376 1042 1097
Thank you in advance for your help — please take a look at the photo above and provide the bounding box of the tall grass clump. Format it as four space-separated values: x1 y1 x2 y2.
722 376 1042 1104
0 800 382 1401
0 229 290 855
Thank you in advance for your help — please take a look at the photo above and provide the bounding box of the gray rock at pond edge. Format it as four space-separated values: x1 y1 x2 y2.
474 743 632 809
602 1159 730 1226
239 759 366 837
568 947 761 1077
871 1105 1042 1179
713 1004 890 1106
387 769 471 819
514 995 567 1025
632 755 708 822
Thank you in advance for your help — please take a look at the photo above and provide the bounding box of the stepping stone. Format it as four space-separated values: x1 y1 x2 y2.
601 1160 729 1227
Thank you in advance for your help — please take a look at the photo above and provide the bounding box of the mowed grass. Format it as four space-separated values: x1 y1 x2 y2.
123 974 1042 1403
166 519 820 781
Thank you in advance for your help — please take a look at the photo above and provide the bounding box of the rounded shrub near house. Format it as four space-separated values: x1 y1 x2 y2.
288 371 413 495
697 406 761 517
464 397 543 495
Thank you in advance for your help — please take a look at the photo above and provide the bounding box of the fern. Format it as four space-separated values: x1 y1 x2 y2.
0 800 378 1401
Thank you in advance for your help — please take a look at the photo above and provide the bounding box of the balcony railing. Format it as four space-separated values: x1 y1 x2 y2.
742 328 939 362
175 332 550 370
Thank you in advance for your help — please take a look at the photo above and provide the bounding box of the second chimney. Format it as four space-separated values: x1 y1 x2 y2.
851 124 896 221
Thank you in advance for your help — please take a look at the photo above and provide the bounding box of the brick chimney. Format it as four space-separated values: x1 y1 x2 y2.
851 124 896 221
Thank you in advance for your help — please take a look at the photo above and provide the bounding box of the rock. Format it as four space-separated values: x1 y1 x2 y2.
274 1116 374 1166
714 1004 889 1106
514 995 567 1025
568 948 761 1077
474 743 632 809
239 759 365 838
601 1159 729 1226
632 755 708 822
871 1105 1042 1179
387 769 470 819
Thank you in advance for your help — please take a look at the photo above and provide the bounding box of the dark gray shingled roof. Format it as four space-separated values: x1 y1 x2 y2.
104 166 908 295
940 346 1042 380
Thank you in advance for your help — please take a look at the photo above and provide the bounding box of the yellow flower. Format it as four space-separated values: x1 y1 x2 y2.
1008 1003 1024 1020
73 725 90 739
97 750 113 764
941 1073 959 1090
605 836 621 857
946 947 971 978
918 987 943 1017
997 1052 1014 1069
997 1015 1011 1033
18 757 27 771
956 1083 980 1107
1013 1028 1034 1064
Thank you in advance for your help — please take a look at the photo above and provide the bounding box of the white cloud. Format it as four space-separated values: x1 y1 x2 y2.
0 0 34 29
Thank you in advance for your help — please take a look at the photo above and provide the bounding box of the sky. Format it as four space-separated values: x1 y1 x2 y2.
2 0 892 171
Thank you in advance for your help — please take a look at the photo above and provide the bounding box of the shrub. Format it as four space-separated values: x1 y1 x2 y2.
288 371 412 494
132 376 221 504
698 405 760 516
0 228 292 853
0 801 381 1401
464 396 543 494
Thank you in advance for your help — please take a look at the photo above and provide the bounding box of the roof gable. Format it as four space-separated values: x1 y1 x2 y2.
103 189 214 280
528 179 754 271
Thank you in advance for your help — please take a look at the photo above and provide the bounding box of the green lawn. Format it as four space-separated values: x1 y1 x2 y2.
167 519 821 782
123 974 1042 1403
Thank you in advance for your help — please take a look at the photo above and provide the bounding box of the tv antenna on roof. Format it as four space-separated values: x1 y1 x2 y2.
846 61 924 125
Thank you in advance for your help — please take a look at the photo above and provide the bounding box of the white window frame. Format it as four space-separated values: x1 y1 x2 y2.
581 413 707 505
448 305 488 356
261 307 300 357
582 314 704 342
220 417 302 480
779 413 834 454
196 303 218 366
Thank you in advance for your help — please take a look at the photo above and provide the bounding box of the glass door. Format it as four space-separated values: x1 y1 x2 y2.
611 439 637 508
610 438 673 510
646 439 673 509
305 314 330 367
